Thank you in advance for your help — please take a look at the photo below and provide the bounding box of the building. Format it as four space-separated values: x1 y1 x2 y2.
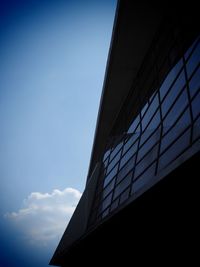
50 1 200 265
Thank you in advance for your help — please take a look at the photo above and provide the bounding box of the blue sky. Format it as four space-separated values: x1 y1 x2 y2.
0 0 116 266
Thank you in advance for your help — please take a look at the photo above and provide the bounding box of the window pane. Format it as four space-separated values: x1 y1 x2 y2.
161 108 191 153
185 36 200 60
193 115 200 141
117 156 134 184
134 144 158 179
123 133 139 155
109 141 123 161
103 179 115 199
103 157 109 169
110 198 119 212
103 148 111 161
102 208 109 218
163 90 188 132
158 128 190 171
160 59 183 100
102 192 112 211
119 187 130 204
192 91 200 120
120 140 138 169
162 71 186 117
107 150 121 174
114 172 132 199
141 94 159 131
186 41 200 77
104 164 118 187
140 110 160 145
128 114 140 133
132 163 156 195
138 128 160 161
189 66 200 97
141 102 148 117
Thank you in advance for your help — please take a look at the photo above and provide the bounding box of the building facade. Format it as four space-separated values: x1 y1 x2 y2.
51 1 200 265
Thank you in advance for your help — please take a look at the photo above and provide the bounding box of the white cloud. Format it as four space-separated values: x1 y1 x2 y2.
4 188 82 245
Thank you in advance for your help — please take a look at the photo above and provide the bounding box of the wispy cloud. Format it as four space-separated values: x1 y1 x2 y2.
4 188 81 245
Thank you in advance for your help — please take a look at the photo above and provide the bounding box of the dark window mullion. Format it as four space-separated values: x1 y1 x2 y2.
182 55 193 145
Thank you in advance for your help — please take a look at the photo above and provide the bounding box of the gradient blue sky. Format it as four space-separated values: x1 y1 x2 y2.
0 0 116 266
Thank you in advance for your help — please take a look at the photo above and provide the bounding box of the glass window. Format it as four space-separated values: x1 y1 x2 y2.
141 102 148 117
103 157 109 169
101 192 112 211
132 163 156 195
141 93 159 131
103 179 115 199
106 150 121 174
158 128 190 171
101 208 109 218
120 139 138 169
110 198 119 212
128 113 140 133
114 172 132 200
193 115 200 142
109 141 123 162
161 108 191 153
117 156 134 184
189 66 200 97
119 187 130 204
163 90 188 133
104 164 118 187
185 36 200 60
103 149 111 161
140 110 160 145
123 133 139 155
134 144 158 179
192 91 200 120
161 71 186 117
137 128 160 161
186 40 200 77
160 59 183 100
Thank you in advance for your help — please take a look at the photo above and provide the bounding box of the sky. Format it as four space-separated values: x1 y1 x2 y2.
0 0 116 266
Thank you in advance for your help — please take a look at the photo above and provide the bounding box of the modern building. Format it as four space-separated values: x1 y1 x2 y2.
50 1 200 265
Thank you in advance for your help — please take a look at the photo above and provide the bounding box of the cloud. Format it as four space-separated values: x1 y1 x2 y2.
4 188 82 245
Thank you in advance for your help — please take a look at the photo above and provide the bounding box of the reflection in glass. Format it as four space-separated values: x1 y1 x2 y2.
119 187 130 204
161 71 185 117
185 37 200 60
138 128 160 161
141 94 159 131
189 66 200 97
123 133 139 155
104 164 118 187
160 59 183 100
103 179 115 199
193 115 200 141
106 150 121 174
128 114 140 133
192 91 200 120
161 109 190 153
132 163 156 194
186 41 200 77
158 128 190 171
120 139 138 169
109 141 123 162
102 192 112 211
114 172 132 199
134 144 158 179
117 156 134 184
140 111 160 146
163 90 188 133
